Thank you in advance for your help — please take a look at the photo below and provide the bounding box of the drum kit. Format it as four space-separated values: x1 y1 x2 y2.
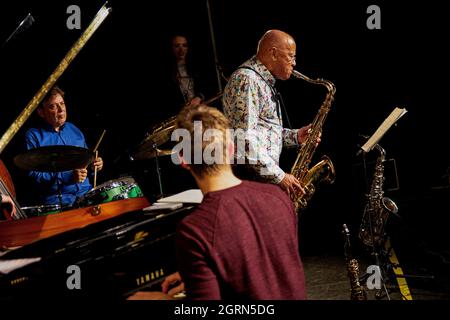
10 93 224 219
76 176 143 207
12 127 175 218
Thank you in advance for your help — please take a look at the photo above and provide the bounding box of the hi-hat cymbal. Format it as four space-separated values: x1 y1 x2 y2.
14 145 95 172
134 148 175 161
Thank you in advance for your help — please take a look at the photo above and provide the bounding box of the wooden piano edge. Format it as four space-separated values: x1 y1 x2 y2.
0 197 151 248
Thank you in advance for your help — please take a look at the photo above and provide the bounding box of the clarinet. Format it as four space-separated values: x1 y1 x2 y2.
343 224 367 300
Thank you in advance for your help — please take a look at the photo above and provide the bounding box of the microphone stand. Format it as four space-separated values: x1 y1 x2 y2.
205 0 223 93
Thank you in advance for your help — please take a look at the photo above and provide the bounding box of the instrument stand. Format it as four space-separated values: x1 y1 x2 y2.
361 236 435 300
368 241 392 300
152 143 164 199
52 162 64 210
358 202 393 300
56 178 64 209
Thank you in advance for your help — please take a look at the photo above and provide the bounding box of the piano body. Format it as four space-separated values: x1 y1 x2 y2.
0 202 193 300
0 197 150 248
0 3 196 300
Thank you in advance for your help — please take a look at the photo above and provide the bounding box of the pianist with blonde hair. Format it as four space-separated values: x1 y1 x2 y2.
128 104 306 300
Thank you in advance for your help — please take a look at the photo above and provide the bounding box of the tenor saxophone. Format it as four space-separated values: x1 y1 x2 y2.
290 70 336 211
359 144 398 248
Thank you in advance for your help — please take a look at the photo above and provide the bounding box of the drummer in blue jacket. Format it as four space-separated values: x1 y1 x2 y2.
25 86 103 206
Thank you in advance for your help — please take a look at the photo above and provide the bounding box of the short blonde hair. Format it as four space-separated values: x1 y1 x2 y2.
175 104 230 177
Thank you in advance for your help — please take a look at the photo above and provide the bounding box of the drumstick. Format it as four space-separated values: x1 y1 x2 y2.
93 129 106 152
91 130 105 188
93 150 98 188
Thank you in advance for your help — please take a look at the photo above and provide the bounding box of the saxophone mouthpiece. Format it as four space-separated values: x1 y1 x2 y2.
291 70 307 80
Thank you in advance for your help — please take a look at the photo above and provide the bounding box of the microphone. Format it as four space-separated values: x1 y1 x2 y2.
2 13 35 48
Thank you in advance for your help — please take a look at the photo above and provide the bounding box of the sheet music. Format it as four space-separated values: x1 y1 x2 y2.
143 202 183 211
157 189 203 204
361 107 407 153
0 257 41 274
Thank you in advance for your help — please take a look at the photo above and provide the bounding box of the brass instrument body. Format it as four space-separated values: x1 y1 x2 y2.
290 71 336 211
359 145 398 248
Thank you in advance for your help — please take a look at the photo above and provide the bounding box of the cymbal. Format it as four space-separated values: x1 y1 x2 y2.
14 145 95 172
134 92 224 159
135 92 223 156
139 118 176 150
134 148 175 161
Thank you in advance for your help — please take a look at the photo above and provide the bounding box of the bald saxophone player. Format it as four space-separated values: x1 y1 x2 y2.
222 29 320 198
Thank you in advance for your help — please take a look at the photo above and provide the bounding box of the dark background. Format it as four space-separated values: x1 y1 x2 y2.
1 1 449 259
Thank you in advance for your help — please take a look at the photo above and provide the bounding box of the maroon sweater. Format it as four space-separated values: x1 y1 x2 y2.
176 180 306 300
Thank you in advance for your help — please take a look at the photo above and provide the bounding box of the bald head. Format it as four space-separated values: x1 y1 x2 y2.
256 30 297 80
257 30 294 54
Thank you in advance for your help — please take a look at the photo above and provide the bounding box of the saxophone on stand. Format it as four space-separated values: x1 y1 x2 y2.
290 70 336 211
359 144 398 248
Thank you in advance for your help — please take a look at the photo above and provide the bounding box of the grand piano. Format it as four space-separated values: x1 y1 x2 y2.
0 3 196 300
0 201 194 300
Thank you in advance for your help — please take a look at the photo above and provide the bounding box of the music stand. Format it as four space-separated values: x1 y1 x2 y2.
357 107 407 156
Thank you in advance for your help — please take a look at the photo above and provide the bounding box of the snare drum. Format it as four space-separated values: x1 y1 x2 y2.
21 204 70 217
77 176 144 207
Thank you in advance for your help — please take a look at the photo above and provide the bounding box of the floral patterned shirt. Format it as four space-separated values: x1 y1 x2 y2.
223 56 299 184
